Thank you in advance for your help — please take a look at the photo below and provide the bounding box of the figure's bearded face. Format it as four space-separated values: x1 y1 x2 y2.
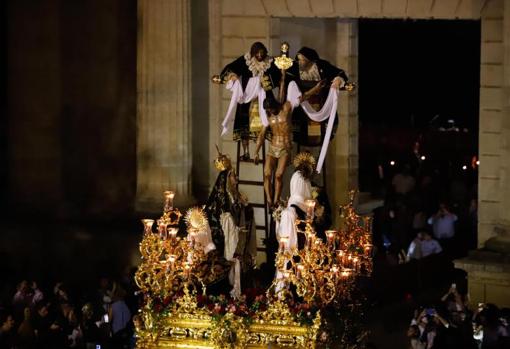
254 49 267 62
297 54 311 71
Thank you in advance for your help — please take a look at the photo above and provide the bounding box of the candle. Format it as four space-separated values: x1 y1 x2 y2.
158 222 168 239
280 236 289 252
347 254 353 267
336 250 344 265
352 256 359 271
189 230 197 248
163 190 175 212
326 230 336 246
331 264 339 274
296 263 304 278
141 219 154 234
305 199 316 220
184 262 192 278
168 255 176 263
168 228 178 241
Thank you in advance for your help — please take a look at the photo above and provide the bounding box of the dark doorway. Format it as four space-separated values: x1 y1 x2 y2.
358 19 480 196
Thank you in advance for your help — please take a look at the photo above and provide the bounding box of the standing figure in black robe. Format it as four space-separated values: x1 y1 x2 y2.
286 47 350 146
218 42 281 160
204 150 258 297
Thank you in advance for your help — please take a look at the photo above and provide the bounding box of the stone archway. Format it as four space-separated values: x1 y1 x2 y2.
205 0 506 247
136 0 509 303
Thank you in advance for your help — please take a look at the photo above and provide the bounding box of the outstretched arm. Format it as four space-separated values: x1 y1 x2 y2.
301 80 326 102
219 56 245 82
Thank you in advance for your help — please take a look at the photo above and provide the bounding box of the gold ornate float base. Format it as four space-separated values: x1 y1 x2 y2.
144 318 319 349
137 296 321 349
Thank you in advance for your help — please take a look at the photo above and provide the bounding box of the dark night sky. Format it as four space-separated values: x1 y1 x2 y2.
358 19 481 130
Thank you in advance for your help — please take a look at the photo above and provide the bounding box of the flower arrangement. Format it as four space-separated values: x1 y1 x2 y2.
147 288 320 327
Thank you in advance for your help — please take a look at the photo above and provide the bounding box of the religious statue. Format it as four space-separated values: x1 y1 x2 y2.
203 147 258 298
286 46 354 146
253 50 326 209
212 42 281 160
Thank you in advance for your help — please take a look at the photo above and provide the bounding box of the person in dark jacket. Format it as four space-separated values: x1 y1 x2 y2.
286 46 350 146
217 42 281 160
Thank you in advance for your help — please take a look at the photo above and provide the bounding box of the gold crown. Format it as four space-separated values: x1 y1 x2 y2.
293 151 316 170
214 145 232 172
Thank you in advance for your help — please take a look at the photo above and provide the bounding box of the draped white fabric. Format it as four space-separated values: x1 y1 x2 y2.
220 212 242 299
274 265 288 296
275 171 312 253
287 171 312 212
221 77 269 136
287 81 339 174
274 171 312 296
228 259 241 299
222 79 340 173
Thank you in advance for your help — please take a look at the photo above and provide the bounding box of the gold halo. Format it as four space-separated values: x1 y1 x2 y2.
185 207 208 231
293 152 316 170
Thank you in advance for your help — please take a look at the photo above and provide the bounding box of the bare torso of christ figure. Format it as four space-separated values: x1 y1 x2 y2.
254 69 329 209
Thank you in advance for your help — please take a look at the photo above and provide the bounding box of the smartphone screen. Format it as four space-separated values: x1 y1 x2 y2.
103 314 109 323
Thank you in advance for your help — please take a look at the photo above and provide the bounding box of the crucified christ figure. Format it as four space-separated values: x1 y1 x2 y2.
254 69 327 209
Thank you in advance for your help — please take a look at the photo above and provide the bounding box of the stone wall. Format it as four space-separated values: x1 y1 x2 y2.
478 0 506 247
6 0 137 220
208 0 495 255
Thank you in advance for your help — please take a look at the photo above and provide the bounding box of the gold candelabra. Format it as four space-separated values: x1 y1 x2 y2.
135 191 213 300
271 190 373 307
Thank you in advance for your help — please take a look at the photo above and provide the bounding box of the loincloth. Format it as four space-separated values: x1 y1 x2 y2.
268 144 291 159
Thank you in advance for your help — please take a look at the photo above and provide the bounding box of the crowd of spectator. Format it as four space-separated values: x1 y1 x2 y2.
0 272 139 349
407 284 509 349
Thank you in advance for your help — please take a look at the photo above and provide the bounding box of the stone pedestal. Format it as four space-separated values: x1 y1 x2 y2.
454 248 510 308
136 0 193 212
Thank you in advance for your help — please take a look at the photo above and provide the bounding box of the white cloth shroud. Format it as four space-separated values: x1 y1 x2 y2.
221 77 269 136
220 212 242 299
275 171 311 253
286 81 339 174
222 79 339 173
274 171 312 295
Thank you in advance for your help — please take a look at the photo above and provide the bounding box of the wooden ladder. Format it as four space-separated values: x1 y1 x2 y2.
235 141 270 261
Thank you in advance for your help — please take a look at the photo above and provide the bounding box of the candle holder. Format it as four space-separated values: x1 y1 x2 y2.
271 190 373 307
135 192 216 300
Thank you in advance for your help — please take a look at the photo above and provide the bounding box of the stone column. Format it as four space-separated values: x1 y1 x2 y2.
478 0 505 246
136 0 192 212
327 19 359 226
499 0 510 232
